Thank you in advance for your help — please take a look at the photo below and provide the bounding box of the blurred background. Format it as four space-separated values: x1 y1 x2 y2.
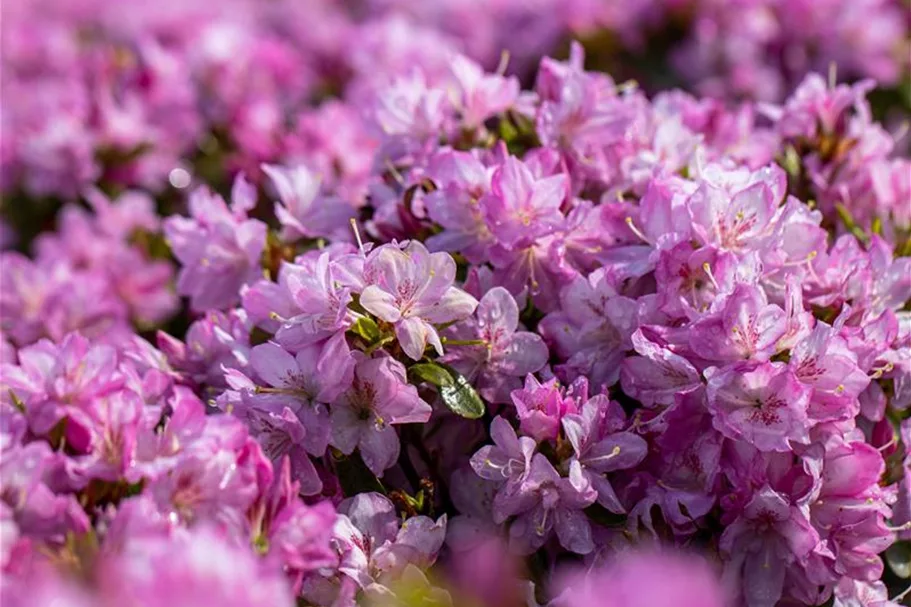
2 0 908 250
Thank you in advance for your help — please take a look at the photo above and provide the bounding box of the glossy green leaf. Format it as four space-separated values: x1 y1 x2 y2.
409 362 485 419
408 362 454 387
350 316 381 342
886 541 911 579
437 365 485 419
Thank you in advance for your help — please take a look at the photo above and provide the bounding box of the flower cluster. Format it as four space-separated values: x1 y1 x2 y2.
1 333 336 606
2 3 910 607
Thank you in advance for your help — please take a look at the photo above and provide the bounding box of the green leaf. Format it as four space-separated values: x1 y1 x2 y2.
409 362 485 419
408 362 455 387
835 203 870 244
497 116 518 143
350 316 381 342
437 365 485 419
887 541 911 579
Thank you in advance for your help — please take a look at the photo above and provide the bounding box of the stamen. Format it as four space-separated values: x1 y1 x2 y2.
625 217 652 245
496 50 511 76
692 146 707 179
892 120 910 145
350 218 365 255
876 436 897 452
835 499 879 512
828 62 838 90
702 262 720 290
385 160 406 186
782 250 818 268
536 506 550 536
586 445 622 465
869 362 894 380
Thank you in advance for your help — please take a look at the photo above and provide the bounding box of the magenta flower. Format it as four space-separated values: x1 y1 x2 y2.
470 416 536 506
705 361 811 452
147 430 266 532
220 367 320 496
510 375 578 443
772 74 874 139
251 457 338 579
0 440 89 540
74 388 144 482
157 309 251 389
502 454 597 554
240 332 354 455
833 579 896 607
373 70 448 140
810 441 893 583
448 54 519 128
538 268 639 390
275 251 356 349
333 492 446 590
535 42 633 153
552 549 727 607
262 163 355 243
481 155 568 248
99 524 296 607
1 333 122 439
789 322 870 422
721 486 821 607
561 395 648 513
687 164 785 252
163 175 267 311
441 287 548 404
655 243 738 320
690 284 788 363
620 329 702 408
359 241 478 361
424 149 495 264
330 355 431 475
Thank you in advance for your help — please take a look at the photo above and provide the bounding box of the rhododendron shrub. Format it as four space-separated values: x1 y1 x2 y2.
1 1 910 606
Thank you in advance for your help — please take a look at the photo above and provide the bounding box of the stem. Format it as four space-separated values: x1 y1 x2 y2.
408 424 452 514
441 338 485 346
892 583 911 603
364 335 395 355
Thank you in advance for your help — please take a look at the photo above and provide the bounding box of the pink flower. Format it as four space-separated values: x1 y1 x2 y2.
262 163 355 243
448 54 519 128
481 155 568 249
333 492 446 590
501 455 597 555
705 361 811 452
360 241 477 360
539 268 639 390
441 287 548 404
687 164 786 252
553 549 727 607
329 355 431 476
561 395 648 513
163 176 267 311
